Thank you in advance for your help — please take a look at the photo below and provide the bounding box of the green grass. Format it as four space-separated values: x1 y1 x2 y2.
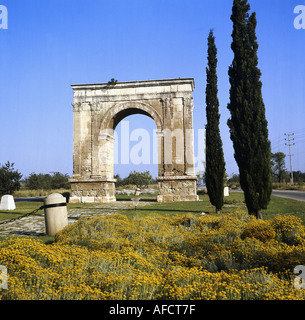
117 192 305 222
0 201 45 222
1 192 305 222
0 192 304 243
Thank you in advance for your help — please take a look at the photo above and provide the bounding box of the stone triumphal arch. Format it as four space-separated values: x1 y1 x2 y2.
69 78 198 203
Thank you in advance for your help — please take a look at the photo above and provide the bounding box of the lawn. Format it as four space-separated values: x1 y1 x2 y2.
115 191 305 222
0 201 44 222
1 191 305 223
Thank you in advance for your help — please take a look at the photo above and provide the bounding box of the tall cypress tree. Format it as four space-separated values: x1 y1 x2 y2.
227 0 272 219
205 30 226 214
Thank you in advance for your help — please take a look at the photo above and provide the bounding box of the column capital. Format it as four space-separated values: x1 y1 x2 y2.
72 102 82 112
91 102 100 112
183 97 194 111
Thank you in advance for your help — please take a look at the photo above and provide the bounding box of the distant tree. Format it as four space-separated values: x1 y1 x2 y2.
227 0 272 219
114 174 124 187
150 177 158 185
293 171 305 184
25 172 70 190
271 152 287 183
25 173 51 190
228 174 240 183
125 171 152 193
50 172 70 189
0 161 22 196
196 171 206 188
205 30 226 214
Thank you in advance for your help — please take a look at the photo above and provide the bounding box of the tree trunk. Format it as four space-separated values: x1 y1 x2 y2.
256 209 263 220
134 188 141 196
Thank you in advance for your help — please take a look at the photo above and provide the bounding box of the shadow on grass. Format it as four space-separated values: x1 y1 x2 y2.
10 231 46 237
69 205 207 215
116 198 157 202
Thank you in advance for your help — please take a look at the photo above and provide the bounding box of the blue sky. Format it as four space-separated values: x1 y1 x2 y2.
0 0 304 179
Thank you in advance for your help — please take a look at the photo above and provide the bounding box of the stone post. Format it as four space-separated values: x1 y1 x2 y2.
44 193 68 236
0 195 16 210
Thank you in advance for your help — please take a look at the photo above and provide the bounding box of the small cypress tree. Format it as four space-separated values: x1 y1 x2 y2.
227 0 272 219
205 30 226 214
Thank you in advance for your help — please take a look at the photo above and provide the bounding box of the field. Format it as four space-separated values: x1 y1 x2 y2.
1 192 305 300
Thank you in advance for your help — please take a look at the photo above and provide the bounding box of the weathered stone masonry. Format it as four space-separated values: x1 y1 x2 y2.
69 78 198 203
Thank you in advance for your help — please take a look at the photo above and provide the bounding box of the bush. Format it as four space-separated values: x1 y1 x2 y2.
271 215 305 245
1 213 305 300
0 162 22 196
123 171 153 190
24 172 70 190
241 219 276 242
197 189 207 195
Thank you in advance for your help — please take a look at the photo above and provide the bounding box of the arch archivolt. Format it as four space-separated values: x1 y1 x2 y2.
100 101 163 132
69 79 198 203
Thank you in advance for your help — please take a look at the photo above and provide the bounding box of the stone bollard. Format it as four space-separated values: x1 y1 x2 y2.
0 195 16 210
224 187 230 197
44 193 68 236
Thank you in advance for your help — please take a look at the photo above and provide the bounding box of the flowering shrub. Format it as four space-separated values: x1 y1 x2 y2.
271 215 305 245
1 212 305 300
241 219 276 242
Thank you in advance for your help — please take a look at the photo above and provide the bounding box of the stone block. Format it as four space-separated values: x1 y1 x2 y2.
162 195 173 202
69 196 81 203
70 180 116 203
81 196 95 203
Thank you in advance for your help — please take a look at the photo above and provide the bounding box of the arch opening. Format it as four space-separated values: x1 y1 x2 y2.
100 101 163 134
113 108 154 130
114 114 158 199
